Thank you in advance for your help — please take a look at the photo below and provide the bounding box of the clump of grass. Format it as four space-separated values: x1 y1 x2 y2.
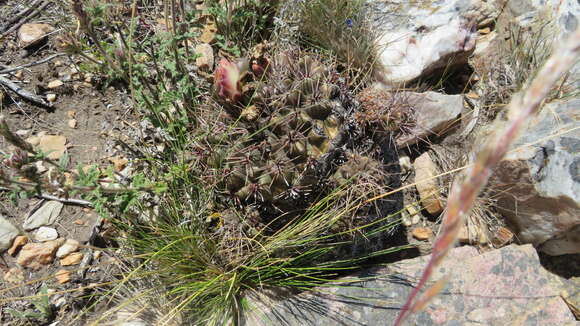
47 1 411 325
471 20 576 120
299 0 382 87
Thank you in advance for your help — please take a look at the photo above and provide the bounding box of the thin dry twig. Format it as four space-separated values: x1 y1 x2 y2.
393 26 580 326
0 186 92 206
0 76 52 108
0 53 66 74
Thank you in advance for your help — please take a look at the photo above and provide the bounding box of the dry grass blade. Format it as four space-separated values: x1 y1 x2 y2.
393 26 580 326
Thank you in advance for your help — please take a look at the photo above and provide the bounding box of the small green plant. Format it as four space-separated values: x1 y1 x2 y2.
6 284 54 324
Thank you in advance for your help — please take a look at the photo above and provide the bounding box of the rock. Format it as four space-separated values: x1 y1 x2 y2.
412 227 433 241
3 267 25 284
35 161 47 173
55 269 71 284
109 156 128 172
502 0 580 90
18 23 55 47
506 0 578 35
398 156 412 173
15 129 30 136
8 235 28 256
396 92 463 148
247 244 577 325
458 222 489 244
47 80 64 89
199 21 217 44
195 43 214 70
369 0 500 86
68 119 77 129
0 215 20 252
60 252 83 266
56 239 80 258
23 200 64 230
493 226 515 247
38 135 67 160
406 205 421 225
490 99 580 255
46 93 57 102
17 239 64 269
26 135 41 146
34 226 58 242
414 153 444 215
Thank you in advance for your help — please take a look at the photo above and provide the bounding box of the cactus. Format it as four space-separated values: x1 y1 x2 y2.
205 47 402 256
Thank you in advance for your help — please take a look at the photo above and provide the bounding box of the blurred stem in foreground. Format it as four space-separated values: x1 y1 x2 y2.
394 26 580 326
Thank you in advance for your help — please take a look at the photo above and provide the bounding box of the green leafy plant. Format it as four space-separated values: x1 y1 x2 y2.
6 284 54 323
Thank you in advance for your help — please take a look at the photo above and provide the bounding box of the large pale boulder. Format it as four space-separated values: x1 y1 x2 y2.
369 0 501 86
491 99 580 255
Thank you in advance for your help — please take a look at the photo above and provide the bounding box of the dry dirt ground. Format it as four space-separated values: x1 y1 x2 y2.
0 2 144 324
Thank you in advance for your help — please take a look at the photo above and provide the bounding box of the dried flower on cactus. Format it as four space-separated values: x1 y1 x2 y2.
214 58 246 103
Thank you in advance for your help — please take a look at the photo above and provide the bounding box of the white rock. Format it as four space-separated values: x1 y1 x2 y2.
0 215 20 252
369 0 500 86
46 93 57 102
23 201 64 231
15 129 30 136
34 227 58 242
489 99 580 255
56 239 80 258
398 156 412 173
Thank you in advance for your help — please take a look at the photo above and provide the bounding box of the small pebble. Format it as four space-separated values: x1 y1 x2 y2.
55 269 71 284
412 227 433 241
56 239 80 258
34 226 59 242
47 80 64 89
60 252 83 266
8 235 29 256
46 93 57 102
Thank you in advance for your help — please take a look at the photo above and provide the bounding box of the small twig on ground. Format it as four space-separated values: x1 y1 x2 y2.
0 53 67 74
0 187 93 207
0 0 51 40
0 76 52 108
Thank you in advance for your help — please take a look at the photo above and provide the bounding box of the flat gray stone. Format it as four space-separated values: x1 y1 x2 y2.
396 91 463 148
245 245 576 325
23 200 63 231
